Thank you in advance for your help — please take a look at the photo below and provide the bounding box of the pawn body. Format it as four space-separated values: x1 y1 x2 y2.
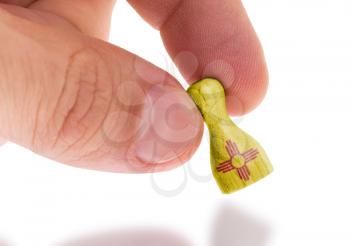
187 78 273 194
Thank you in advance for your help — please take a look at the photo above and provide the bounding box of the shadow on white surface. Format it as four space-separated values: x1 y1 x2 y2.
58 229 192 246
0 239 11 246
55 202 271 246
211 202 271 246
0 138 7 146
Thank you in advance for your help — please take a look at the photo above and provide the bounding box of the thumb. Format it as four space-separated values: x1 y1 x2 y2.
0 6 203 173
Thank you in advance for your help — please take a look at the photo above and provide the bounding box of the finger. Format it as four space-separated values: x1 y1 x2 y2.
0 6 203 173
29 0 117 40
128 0 268 115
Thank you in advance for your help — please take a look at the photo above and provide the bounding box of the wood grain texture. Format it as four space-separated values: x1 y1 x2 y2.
187 78 273 194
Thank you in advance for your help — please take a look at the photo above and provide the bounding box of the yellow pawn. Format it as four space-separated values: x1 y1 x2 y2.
187 78 273 194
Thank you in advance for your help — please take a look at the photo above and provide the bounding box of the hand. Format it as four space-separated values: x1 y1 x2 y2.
0 0 268 173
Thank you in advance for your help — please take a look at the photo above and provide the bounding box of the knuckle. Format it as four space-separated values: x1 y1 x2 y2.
37 48 113 158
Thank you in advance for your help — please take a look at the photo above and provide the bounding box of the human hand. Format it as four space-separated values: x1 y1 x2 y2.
0 0 268 173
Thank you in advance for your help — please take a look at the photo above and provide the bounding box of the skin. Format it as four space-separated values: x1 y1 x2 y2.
0 0 268 173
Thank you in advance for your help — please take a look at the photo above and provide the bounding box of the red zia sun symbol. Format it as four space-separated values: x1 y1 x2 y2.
216 140 259 181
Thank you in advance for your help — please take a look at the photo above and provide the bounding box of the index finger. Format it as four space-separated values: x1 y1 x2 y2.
128 0 268 116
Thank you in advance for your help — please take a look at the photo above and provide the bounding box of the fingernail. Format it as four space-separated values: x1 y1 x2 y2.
135 85 202 164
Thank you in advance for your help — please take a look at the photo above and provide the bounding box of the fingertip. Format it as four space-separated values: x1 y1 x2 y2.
223 54 269 116
157 0 269 116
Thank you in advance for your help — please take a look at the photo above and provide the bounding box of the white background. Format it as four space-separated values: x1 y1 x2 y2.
1 0 350 245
